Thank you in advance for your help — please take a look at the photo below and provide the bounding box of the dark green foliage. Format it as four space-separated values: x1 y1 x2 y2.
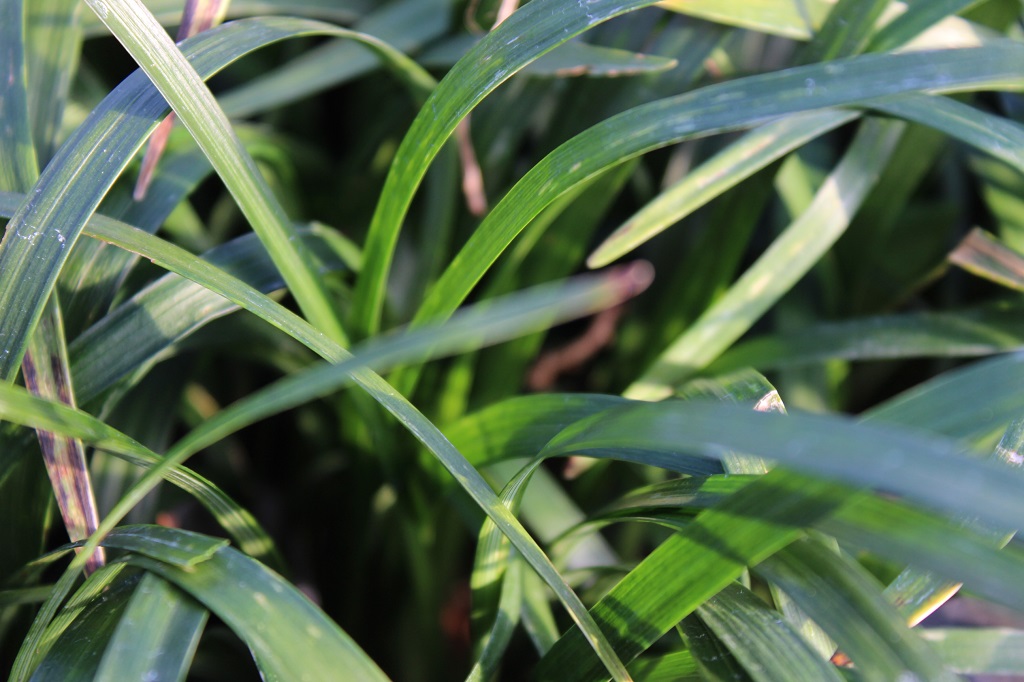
2 0 1024 679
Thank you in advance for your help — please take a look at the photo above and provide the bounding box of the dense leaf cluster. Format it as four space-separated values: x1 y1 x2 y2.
2 0 1024 679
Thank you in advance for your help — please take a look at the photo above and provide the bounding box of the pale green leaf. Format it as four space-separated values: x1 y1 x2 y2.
627 118 904 399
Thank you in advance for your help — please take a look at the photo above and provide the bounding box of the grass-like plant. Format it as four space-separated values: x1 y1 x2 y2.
3 0 1024 679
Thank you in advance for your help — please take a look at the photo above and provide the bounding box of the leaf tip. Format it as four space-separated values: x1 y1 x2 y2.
609 259 654 300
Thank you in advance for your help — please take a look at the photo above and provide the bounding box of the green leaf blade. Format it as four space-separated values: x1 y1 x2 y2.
351 0 660 337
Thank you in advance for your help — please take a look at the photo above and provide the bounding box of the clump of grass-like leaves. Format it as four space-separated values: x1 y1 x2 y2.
3 0 1024 679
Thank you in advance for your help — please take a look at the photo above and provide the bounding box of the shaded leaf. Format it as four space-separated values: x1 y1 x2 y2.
696 582 842 682
94 573 208 682
102 526 389 682
756 539 952 681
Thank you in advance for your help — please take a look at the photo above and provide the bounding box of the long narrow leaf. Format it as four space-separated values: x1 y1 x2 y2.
696 582 843 682
656 0 832 39
536 474 846 681
542 393 1024 536
863 351 1024 442
0 0 37 192
23 298 105 571
86 0 433 346
922 628 1024 675
588 109 858 267
950 227 1024 291
756 539 952 680
407 45 1024 385
2 0 103 574
659 0 987 47
591 90 1024 268
867 0 987 52
132 0 229 200
24 0 83 164
13 263 653 682
881 410 1024 625
871 94 1024 173
67 225 348 403
587 472 1024 630
94 572 208 682
709 304 1024 373
351 0 660 336
0 15 432 380
798 0 889 63
627 118 904 398
28 566 140 680
0 381 281 566
218 0 450 118
105 526 388 682
78 0 370 34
